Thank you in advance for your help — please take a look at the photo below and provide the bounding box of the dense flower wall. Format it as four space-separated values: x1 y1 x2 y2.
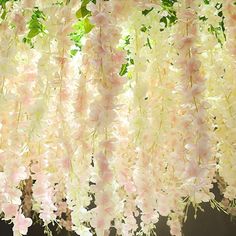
0 0 236 235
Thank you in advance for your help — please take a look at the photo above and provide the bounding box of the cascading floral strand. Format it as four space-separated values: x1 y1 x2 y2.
175 0 215 204
0 0 236 236
217 0 236 201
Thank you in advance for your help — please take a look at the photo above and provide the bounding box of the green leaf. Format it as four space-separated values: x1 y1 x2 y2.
84 17 93 33
28 29 40 38
203 0 210 4
76 6 90 19
81 0 91 6
142 7 154 16
119 63 128 76
0 0 9 6
124 35 130 46
70 49 78 57
70 15 94 57
76 0 91 19
1 9 7 20
160 16 168 28
147 37 152 49
161 0 177 7
23 7 46 47
199 15 208 21
215 3 222 10
140 25 148 32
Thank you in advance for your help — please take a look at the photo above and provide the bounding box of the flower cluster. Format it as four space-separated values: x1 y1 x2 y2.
0 0 236 236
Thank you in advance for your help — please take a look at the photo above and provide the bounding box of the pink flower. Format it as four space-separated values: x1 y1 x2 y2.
19 86 32 106
102 170 113 182
100 138 116 152
125 181 136 193
186 58 201 75
26 72 36 82
157 195 171 216
196 137 209 160
3 187 22 205
97 153 109 172
178 35 194 50
23 0 35 8
178 9 196 23
185 84 204 101
39 209 55 223
112 51 126 65
86 1 98 12
60 89 69 102
89 101 116 128
170 221 182 236
109 74 125 87
13 13 26 34
33 184 46 198
96 217 105 229
112 2 123 16
2 203 18 220
184 159 206 179
96 192 109 205
61 157 71 171
91 12 109 26
7 166 27 184
157 203 170 217
75 90 87 113
13 213 32 235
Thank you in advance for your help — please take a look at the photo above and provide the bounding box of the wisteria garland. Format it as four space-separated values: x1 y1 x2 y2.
0 0 236 236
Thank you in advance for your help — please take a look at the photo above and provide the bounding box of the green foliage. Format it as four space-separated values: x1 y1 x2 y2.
52 1 64 6
140 25 153 50
76 0 96 19
119 63 128 76
162 0 177 7
52 0 71 6
199 1 226 46
0 0 20 20
140 24 151 33
0 0 12 7
70 0 95 56
142 8 154 16
199 15 208 22
142 0 177 31
70 20 87 56
208 24 224 45
203 0 210 4
160 0 177 29
208 2 226 46
23 7 46 48
76 0 91 19
146 37 152 49
119 35 132 77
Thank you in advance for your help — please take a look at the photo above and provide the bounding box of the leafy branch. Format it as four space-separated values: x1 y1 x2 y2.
23 7 46 48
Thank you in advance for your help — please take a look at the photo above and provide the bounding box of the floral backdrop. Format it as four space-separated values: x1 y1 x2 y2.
0 0 236 236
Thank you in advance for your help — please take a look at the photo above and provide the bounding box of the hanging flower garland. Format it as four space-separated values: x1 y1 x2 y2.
216 0 236 202
0 0 236 236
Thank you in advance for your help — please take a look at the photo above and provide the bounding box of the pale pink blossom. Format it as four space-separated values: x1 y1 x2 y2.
91 13 109 26
13 213 32 235
2 203 18 219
